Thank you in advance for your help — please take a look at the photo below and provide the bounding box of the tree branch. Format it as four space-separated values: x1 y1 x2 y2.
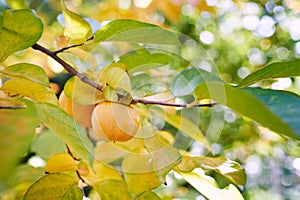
32 43 217 108
133 98 217 107
54 36 94 55
32 43 103 91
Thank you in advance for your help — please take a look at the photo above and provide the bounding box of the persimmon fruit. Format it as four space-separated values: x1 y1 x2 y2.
58 91 94 128
92 102 140 142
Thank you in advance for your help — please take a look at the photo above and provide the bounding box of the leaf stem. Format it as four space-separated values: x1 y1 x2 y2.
133 98 217 107
53 36 94 55
66 144 85 183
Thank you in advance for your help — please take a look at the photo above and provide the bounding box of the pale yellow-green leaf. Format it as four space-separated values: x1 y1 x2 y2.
94 142 129 164
176 169 244 200
1 63 50 87
24 173 82 200
106 67 132 93
61 0 92 44
1 78 58 105
93 180 133 200
64 76 104 105
122 150 162 195
99 63 127 86
166 114 210 150
178 156 246 187
45 153 77 173
103 86 119 102
82 161 122 184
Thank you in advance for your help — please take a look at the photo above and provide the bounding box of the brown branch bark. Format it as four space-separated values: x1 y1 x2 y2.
32 43 216 108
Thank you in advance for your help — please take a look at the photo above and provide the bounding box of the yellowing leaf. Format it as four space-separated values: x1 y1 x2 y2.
93 180 133 200
64 76 104 105
6 0 28 9
24 173 82 200
1 63 50 87
0 9 43 62
178 156 246 187
122 150 163 195
45 153 77 173
166 114 210 150
176 169 244 200
136 191 161 200
106 67 132 93
1 78 58 105
82 161 122 184
61 0 92 44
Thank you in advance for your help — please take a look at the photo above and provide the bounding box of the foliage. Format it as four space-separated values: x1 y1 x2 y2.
0 0 299 199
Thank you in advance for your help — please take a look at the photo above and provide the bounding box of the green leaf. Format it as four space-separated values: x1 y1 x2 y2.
24 173 82 200
94 19 180 45
61 0 92 44
35 102 94 167
1 78 58 105
239 59 300 87
170 67 222 97
31 129 66 160
117 50 189 73
0 9 43 62
194 82 298 139
244 87 300 139
1 63 50 87
136 191 161 200
176 169 244 200
0 102 38 184
178 156 246 187
93 180 133 200
166 114 211 150
5 0 28 9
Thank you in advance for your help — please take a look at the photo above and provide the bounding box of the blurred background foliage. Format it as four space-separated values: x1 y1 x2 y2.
1 0 300 199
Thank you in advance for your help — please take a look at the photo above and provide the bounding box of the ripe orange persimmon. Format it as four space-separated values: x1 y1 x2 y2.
92 102 140 142
59 91 94 128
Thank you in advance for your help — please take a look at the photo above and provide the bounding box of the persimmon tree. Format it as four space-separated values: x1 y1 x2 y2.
0 1 299 199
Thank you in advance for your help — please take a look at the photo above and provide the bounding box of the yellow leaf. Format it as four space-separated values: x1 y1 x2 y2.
61 0 92 44
45 153 77 173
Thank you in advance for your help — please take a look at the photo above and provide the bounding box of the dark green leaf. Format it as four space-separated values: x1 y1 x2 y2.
24 173 82 200
170 67 222 97
93 180 133 200
0 9 43 62
94 19 180 45
178 156 246 187
194 82 298 139
239 59 300 87
244 87 300 138
35 102 94 167
0 102 38 184
1 63 50 86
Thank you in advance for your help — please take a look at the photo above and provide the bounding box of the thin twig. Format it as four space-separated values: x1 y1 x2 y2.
133 98 217 107
32 43 103 91
54 36 94 55
66 144 85 183
32 43 217 108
